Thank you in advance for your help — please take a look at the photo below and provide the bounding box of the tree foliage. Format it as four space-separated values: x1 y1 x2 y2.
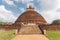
0 22 13 25
52 19 60 25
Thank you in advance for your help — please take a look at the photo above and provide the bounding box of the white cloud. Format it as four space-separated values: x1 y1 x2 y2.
57 0 60 8
40 11 60 23
18 0 34 7
37 0 57 11
3 0 15 6
0 5 17 22
14 0 33 3
11 0 34 7
14 0 19 2
21 0 33 3
36 0 60 24
19 7 25 12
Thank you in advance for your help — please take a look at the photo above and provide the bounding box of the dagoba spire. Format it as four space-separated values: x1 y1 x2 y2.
26 5 34 11
28 5 34 9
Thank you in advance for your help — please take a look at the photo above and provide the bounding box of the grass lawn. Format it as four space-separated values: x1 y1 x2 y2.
0 30 60 40
0 30 15 40
46 31 60 40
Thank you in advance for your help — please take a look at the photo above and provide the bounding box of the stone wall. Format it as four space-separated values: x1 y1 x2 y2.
0 24 60 31
0 24 21 29
46 24 60 30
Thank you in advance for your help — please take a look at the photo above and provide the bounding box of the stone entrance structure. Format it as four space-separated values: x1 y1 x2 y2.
19 24 42 34
14 6 47 34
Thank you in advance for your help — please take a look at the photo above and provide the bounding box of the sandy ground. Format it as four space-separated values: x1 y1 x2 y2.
12 34 49 40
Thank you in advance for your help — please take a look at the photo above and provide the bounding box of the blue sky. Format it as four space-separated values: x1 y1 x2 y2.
0 0 60 23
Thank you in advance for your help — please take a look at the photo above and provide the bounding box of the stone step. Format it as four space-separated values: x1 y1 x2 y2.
19 25 42 34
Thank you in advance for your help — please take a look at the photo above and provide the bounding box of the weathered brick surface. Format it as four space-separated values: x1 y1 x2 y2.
46 24 60 30
15 6 47 25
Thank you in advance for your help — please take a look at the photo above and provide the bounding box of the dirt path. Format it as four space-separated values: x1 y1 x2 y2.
12 34 49 40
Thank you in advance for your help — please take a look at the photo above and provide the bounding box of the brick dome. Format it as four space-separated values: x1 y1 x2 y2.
15 6 47 25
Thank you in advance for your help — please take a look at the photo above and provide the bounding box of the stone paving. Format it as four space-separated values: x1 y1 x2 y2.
12 34 49 40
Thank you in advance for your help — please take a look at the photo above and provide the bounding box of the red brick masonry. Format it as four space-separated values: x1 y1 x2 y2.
46 24 60 30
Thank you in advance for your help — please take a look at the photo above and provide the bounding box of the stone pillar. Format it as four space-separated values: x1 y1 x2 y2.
43 29 46 35
15 29 18 34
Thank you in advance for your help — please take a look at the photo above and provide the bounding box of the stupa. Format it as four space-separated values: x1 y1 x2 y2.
15 6 47 25
14 6 47 34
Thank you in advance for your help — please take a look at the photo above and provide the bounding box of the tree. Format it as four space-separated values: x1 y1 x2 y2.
52 19 60 25
0 22 13 25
